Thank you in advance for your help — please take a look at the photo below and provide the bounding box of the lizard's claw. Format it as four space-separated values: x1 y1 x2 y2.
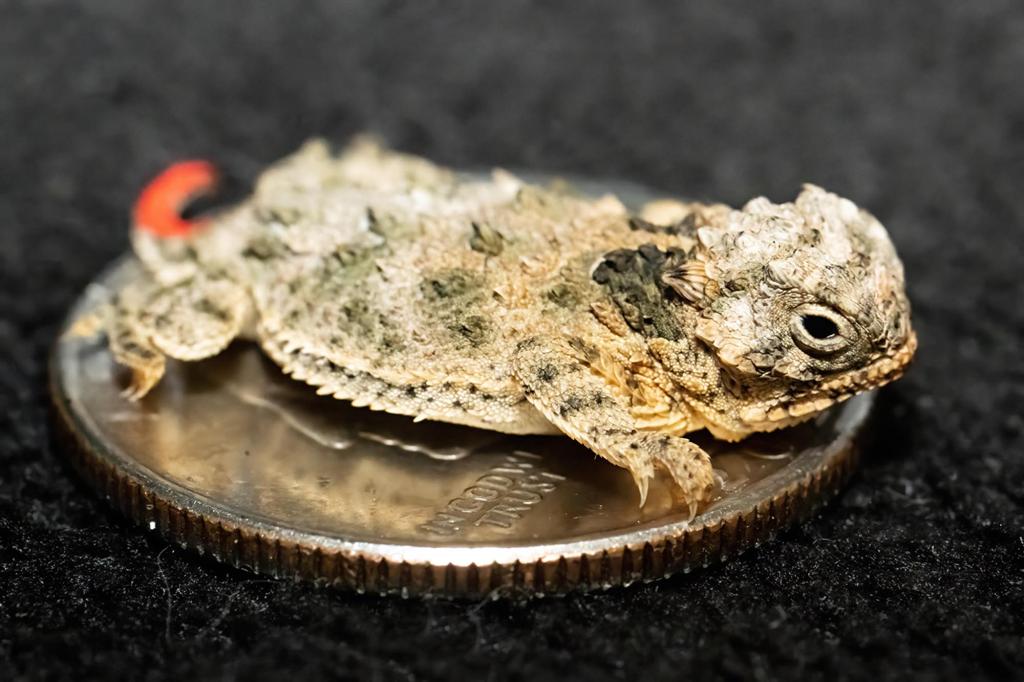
631 469 652 508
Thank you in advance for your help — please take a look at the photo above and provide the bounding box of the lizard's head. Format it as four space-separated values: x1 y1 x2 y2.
663 184 916 434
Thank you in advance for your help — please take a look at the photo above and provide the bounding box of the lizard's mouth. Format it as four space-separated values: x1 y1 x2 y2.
739 331 918 430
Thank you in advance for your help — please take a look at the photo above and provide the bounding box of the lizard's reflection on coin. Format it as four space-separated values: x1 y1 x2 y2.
52 264 870 596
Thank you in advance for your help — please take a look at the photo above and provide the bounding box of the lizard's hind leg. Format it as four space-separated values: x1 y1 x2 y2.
104 273 250 399
107 300 165 400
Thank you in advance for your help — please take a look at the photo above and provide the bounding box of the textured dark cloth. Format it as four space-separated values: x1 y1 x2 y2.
2 2 1022 680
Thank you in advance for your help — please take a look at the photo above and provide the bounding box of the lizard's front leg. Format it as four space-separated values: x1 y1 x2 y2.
512 336 714 513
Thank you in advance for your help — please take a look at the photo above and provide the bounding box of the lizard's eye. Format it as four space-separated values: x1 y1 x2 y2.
790 304 852 356
802 314 837 339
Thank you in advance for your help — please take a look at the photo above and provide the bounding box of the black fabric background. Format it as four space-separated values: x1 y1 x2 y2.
2 2 1023 680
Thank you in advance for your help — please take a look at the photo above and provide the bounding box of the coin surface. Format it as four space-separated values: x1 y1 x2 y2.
50 177 872 597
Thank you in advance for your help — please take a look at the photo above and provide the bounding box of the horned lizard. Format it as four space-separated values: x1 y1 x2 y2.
86 138 916 511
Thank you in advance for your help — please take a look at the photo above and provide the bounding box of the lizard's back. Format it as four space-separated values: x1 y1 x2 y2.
204 139 669 433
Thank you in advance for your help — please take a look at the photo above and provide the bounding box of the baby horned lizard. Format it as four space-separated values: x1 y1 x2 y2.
94 138 916 511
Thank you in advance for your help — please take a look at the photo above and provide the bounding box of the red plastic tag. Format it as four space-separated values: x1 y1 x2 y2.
133 160 219 238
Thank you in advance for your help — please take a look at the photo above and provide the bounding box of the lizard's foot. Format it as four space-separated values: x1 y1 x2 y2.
108 319 167 401
122 359 167 401
616 432 714 515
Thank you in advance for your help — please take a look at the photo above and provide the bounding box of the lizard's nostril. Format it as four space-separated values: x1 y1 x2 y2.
133 160 220 238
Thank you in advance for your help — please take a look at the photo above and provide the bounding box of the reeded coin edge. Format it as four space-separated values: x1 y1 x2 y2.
49 348 865 597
